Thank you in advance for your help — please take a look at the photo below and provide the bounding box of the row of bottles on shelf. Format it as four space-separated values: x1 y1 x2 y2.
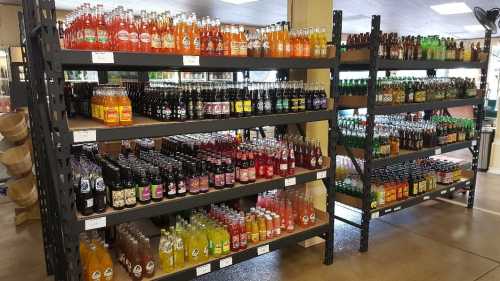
72 133 323 216
80 231 114 281
61 4 331 58
339 77 478 104
336 156 464 208
345 32 484 62
65 81 328 127
338 114 475 159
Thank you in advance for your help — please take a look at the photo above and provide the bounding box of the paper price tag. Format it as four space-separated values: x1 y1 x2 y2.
435 148 442 155
394 206 402 211
73 130 96 143
91 52 114 64
472 140 477 146
219 257 233 268
257 244 270 256
384 208 392 214
450 187 456 192
196 264 211 276
371 212 380 219
423 195 430 201
465 181 471 186
85 217 106 231
183 55 200 66
316 171 327 180
440 190 447 195
284 177 296 187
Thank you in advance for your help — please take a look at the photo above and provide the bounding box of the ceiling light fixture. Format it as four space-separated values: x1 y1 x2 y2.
219 0 258 5
430 2 472 15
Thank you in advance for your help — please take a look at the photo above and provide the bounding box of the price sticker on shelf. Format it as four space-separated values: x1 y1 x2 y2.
91 52 114 64
440 190 448 195
257 244 270 256
371 212 380 219
450 187 456 192
219 257 233 269
84 217 106 231
434 148 442 155
196 264 211 276
284 177 296 187
316 171 327 180
465 181 471 187
423 195 430 201
384 208 392 214
394 206 402 211
183 55 200 66
73 130 96 143
472 140 477 146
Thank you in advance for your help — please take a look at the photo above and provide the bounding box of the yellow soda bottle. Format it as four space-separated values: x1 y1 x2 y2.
221 226 231 255
158 230 166 270
187 225 200 263
319 27 328 58
199 225 209 261
173 232 185 269
86 244 103 281
213 226 223 257
312 27 321 58
99 242 114 281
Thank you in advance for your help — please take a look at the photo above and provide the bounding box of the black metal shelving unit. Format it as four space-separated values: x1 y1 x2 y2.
20 0 342 279
334 15 490 252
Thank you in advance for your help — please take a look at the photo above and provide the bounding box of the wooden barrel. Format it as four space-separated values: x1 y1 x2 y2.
0 113 28 143
0 145 32 177
7 173 38 208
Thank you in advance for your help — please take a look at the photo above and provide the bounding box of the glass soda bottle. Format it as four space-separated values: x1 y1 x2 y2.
86 244 103 281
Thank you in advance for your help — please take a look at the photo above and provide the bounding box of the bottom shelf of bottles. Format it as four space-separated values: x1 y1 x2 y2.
112 211 328 281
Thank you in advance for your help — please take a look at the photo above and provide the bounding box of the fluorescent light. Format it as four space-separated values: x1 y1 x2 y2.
220 0 258 4
430 2 472 15
464 24 485 32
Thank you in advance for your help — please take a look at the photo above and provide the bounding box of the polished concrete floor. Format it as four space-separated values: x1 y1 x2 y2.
1 171 500 281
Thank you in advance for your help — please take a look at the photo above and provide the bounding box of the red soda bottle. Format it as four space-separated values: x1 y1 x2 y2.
265 214 273 239
279 144 288 177
127 11 139 52
141 238 155 278
315 139 323 168
115 11 129 51
229 218 240 251
285 201 294 233
307 195 316 225
299 196 309 227
139 10 151 53
150 12 162 53
239 217 247 250
265 148 274 179
288 142 296 176
82 3 97 50
95 5 110 50
248 151 256 183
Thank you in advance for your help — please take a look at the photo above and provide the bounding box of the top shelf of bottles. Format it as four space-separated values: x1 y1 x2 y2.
58 50 337 71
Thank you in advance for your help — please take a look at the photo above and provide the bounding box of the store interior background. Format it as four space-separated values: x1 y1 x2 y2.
1 0 500 280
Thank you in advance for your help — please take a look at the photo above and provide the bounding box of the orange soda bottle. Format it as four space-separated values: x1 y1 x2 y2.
139 10 152 53
150 12 162 53
238 25 247 57
99 242 114 281
223 25 232 56
283 23 291 57
190 14 201 55
103 88 120 127
285 200 294 232
276 24 284 58
257 214 267 241
270 25 277 57
265 214 273 239
250 216 259 243
86 244 103 281
118 88 133 126
307 195 316 225
230 25 239 57
302 28 311 58
161 12 176 54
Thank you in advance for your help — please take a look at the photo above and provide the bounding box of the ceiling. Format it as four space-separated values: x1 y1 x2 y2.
1 0 500 38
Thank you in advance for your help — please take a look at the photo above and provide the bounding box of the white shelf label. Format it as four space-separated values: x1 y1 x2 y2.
394 206 402 211
440 190 447 195
196 264 211 276
84 217 106 231
257 244 270 255
384 208 392 214
450 187 456 192
423 195 430 201
284 177 296 187
316 171 327 180
91 52 114 64
183 55 200 66
435 148 442 155
73 130 96 143
465 181 471 186
219 257 233 268
472 140 477 146
371 212 380 219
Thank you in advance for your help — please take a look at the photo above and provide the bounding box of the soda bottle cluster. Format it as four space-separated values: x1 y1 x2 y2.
338 114 475 159
90 86 133 126
61 4 329 59
339 77 478 105
345 32 484 62
128 81 328 123
73 133 324 216
116 223 156 280
246 22 329 58
79 231 114 281
336 157 463 209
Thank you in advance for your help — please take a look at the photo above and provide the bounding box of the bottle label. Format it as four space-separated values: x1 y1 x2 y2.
231 41 239 54
235 101 244 113
152 34 162 49
317 156 323 167
117 30 129 41
240 169 249 182
231 235 240 249
222 102 230 116
182 35 190 50
151 184 163 199
266 165 274 178
103 267 113 280
222 241 230 253
80 179 91 193
248 167 256 180
178 181 186 194
146 261 155 275
190 178 200 193
240 233 247 247
129 32 139 43
119 105 132 122
192 248 199 258
104 106 119 124
137 185 151 202
124 188 136 205
217 41 224 53
94 177 105 192
91 271 101 281
207 41 215 52
111 190 125 208
225 173 234 185
243 100 252 113
133 265 142 278
280 163 288 172
310 157 316 168
194 37 201 50
84 28 96 43
140 33 151 44
97 29 109 44
163 33 175 49
214 174 225 187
